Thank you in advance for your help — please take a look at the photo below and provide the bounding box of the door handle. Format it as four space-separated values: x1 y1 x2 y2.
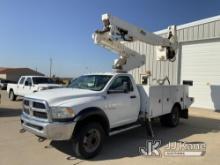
130 95 136 99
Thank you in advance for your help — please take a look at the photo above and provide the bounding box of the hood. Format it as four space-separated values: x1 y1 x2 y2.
25 88 102 105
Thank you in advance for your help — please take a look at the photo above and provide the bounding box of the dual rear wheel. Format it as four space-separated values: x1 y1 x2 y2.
160 105 180 127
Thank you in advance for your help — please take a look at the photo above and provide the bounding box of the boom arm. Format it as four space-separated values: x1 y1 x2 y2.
93 32 145 71
92 13 178 72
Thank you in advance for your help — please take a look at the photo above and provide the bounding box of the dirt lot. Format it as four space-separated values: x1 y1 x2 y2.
0 90 220 165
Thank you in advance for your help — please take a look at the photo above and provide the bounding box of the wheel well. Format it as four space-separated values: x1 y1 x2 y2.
9 89 14 95
73 108 110 137
173 102 182 112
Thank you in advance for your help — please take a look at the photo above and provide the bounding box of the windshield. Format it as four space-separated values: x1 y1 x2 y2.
68 75 112 91
32 77 54 84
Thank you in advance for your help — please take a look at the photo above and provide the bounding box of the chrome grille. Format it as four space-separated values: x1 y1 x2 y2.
33 102 46 109
23 98 49 121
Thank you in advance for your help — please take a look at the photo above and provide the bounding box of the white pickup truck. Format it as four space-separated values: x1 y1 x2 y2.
20 73 193 158
7 76 62 101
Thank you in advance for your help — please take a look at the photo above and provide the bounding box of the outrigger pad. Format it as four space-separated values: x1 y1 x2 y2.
180 109 189 119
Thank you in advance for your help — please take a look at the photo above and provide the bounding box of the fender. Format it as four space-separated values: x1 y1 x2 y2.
73 107 110 134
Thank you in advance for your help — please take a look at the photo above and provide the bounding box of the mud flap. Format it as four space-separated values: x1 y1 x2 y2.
180 109 188 119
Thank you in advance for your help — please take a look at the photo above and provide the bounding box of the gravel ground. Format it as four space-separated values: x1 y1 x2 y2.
0 90 220 165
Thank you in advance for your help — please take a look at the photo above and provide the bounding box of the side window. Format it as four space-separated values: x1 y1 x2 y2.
109 76 133 92
25 78 32 86
19 77 25 85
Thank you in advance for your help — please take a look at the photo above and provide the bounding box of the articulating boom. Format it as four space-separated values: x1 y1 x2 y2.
92 13 178 72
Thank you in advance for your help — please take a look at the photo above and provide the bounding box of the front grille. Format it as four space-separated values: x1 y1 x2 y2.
23 98 48 120
33 111 47 119
33 102 45 109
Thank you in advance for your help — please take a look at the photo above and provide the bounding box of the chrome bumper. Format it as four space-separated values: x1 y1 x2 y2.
21 113 76 141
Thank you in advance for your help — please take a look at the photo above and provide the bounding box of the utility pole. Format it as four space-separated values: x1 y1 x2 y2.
85 67 88 73
49 58 52 77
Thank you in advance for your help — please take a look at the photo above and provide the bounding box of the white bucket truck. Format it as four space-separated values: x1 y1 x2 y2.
20 14 193 159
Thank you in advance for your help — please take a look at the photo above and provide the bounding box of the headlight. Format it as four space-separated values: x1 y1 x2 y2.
50 107 75 119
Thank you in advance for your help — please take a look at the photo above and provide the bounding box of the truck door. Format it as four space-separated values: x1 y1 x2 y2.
106 76 140 127
17 77 26 96
23 77 33 96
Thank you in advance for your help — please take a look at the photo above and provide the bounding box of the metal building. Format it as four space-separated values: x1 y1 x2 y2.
127 15 220 110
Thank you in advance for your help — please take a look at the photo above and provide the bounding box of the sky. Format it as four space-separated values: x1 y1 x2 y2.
0 0 220 77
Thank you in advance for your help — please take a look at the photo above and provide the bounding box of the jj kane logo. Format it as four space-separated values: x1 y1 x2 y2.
139 140 162 157
139 140 206 157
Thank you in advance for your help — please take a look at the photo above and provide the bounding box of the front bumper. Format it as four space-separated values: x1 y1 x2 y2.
21 113 76 141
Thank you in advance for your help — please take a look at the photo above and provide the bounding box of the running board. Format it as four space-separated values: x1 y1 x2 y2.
109 123 142 136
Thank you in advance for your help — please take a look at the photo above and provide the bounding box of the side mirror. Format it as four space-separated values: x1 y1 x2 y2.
25 81 32 86
107 82 129 94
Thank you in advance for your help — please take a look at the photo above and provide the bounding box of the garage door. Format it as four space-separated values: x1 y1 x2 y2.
181 41 220 110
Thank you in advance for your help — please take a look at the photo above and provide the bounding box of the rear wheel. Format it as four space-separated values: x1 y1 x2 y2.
9 90 16 101
72 122 104 159
160 105 180 127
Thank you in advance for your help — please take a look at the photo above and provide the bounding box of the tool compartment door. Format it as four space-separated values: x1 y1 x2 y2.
149 86 163 117
162 86 173 115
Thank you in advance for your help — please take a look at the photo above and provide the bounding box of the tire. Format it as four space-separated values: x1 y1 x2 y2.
9 90 16 101
72 122 105 159
160 105 180 127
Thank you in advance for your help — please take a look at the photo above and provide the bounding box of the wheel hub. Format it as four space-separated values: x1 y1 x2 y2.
83 129 101 153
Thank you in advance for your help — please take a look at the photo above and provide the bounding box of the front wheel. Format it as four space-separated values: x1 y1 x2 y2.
9 90 16 101
72 122 105 159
